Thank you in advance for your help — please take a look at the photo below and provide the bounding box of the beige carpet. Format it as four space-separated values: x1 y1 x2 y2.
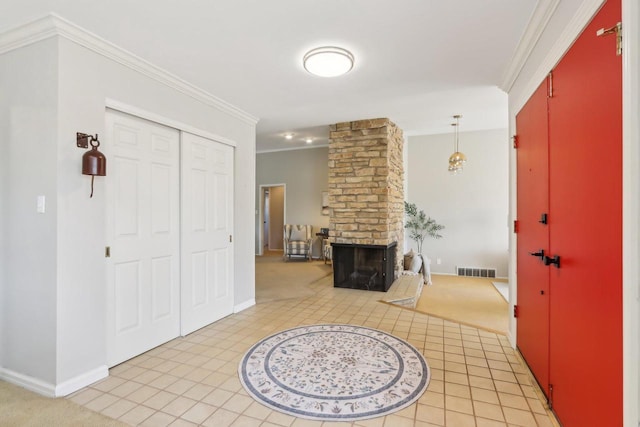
255 251 333 303
413 274 509 334
0 380 125 426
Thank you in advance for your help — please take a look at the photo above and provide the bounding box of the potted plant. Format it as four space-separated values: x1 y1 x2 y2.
404 201 444 255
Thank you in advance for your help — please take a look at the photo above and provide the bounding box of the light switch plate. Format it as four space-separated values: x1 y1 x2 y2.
37 195 45 213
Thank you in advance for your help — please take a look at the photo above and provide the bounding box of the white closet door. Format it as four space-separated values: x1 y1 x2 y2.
106 110 180 367
181 132 234 335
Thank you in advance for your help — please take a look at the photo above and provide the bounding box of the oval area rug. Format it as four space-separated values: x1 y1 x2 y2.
238 324 430 421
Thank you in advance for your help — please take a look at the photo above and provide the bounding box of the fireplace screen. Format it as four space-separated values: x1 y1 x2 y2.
332 242 396 292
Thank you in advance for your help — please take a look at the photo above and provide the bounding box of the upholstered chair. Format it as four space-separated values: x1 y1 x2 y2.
283 224 313 261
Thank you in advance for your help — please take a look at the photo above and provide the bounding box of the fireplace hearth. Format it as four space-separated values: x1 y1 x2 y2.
332 242 397 292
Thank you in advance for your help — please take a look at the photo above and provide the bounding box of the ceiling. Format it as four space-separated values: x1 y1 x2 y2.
0 0 537 152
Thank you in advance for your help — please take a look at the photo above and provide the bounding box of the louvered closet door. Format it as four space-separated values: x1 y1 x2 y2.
106 110 180 366
515 79 550 397
546 0 622 424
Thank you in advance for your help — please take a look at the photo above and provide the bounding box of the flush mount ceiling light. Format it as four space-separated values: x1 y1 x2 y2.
303 46 354 77
284 133 294 140
448 115 467 174
305 138 313 144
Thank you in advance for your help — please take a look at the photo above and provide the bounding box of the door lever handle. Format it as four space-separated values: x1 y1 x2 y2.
544 255 561 268
529 249 545 259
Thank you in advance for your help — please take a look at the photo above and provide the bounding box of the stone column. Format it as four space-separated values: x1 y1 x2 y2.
328 118 404 272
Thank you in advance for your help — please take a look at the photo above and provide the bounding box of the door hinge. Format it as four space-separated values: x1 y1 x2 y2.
513 220 519 234
512 135 519 149
105 246 111 258
596 22 622 56
549 383 554 409
513 304 519 318
229 234 233 243
548 72 553 98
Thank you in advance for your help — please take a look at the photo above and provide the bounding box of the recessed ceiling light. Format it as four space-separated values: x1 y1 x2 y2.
306 138 313 144
284 133 294 140
303 46 354 77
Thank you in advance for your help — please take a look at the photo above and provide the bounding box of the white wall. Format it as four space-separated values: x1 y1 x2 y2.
406 129 509 277
1 16 256 395
0 38 59 386
256 147 329 258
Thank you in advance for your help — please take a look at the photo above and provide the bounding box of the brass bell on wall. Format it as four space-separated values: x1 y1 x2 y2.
77 132 106 198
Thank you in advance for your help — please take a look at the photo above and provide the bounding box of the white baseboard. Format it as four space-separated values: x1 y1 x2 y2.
55 365 108 396
0 365 108 397
234 298 255 313
507 330 516 349
0 367 55 397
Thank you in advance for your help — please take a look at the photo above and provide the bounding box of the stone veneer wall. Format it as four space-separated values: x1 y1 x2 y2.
328 118 404 272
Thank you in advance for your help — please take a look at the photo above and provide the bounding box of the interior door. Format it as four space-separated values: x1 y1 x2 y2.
547 0 622 424
181 132 235 335
106 110 180 366
515 79 550 396
268 186 285 250
264 190 270 250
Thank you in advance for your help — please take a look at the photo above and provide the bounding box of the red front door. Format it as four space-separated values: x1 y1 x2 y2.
547 0 622 424
516 80 550 397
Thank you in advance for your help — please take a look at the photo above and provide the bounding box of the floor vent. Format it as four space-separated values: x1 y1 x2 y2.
457 267 496 278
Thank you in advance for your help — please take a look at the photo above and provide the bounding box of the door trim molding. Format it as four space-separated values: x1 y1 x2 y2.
106 98 237 148
622 0 639 424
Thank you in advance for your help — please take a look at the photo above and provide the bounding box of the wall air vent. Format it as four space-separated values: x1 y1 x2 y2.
457 267 496 278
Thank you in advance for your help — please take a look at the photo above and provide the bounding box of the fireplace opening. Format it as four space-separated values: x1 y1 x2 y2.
332 242 397 292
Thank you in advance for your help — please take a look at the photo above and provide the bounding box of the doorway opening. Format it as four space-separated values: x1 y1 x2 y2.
258 184 286 256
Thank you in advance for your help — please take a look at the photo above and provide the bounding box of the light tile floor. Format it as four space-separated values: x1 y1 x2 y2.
68 277 558 426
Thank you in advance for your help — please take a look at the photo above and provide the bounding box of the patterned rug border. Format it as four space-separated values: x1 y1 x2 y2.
238 323 430 421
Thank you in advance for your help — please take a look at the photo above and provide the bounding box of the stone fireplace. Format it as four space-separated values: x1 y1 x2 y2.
328 118 404 290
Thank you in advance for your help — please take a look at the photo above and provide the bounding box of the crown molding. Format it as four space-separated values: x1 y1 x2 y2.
500 0 561 92
0 13 259 126
0 13 60 55
510 0 605 114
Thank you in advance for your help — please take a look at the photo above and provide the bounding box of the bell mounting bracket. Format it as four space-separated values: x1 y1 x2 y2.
77 132 99 149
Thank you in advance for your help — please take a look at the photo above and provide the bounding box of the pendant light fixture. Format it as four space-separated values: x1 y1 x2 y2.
448 115 466 174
